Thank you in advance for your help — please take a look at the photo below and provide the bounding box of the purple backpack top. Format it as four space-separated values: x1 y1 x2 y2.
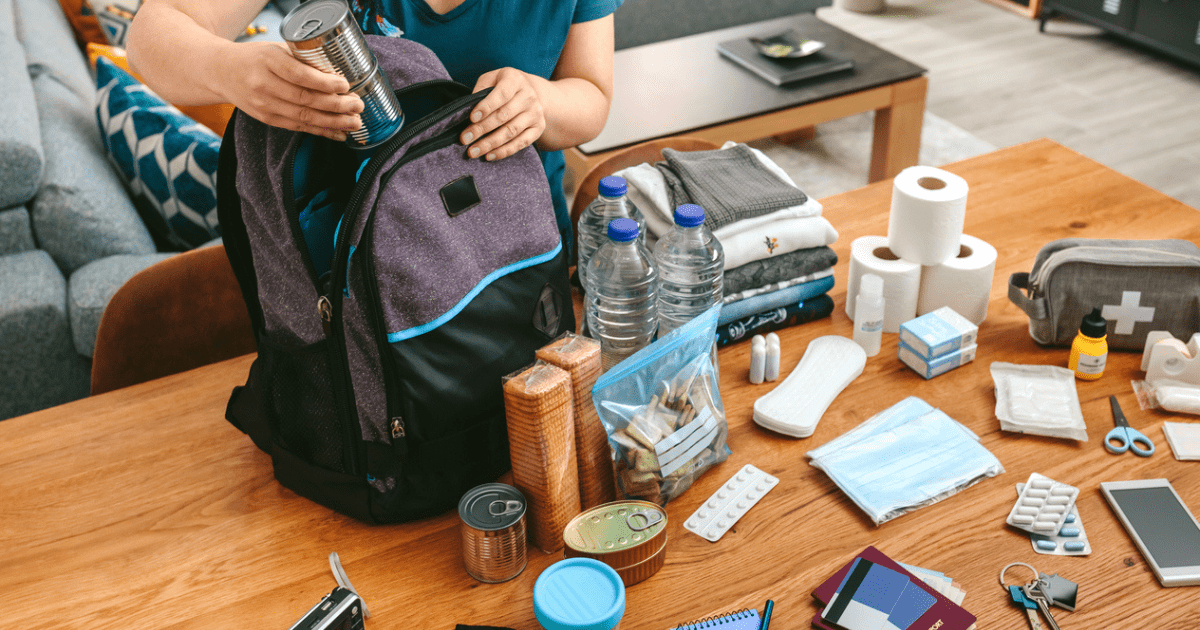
217 36 573 523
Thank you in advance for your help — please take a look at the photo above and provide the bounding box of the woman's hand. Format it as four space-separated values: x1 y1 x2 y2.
216 42 364 141
460 68 547 161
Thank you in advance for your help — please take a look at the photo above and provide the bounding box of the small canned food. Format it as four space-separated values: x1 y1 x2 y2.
563 500 667 586
459 483 528 583
344 68 404 149
281 0 375 85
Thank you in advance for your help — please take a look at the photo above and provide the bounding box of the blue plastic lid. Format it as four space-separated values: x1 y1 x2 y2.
673 204 705 227
607 218 639 242
598 176 627 198
533 558 625 630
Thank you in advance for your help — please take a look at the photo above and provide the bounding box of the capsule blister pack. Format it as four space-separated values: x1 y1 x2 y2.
684 464 778 542
1005 473 1079 535
1016 483 1092 556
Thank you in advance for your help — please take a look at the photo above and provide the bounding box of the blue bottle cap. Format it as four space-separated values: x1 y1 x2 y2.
598 176 627 198
607 218 639 242
533 558 625 630
673 204 705 227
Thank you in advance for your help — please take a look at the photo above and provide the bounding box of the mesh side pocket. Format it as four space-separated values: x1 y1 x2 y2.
257 335 348 473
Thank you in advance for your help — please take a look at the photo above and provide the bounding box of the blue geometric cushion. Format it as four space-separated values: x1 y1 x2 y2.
95 56 221 250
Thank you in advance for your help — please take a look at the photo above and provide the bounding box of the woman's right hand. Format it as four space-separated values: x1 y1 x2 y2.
217 42 364 141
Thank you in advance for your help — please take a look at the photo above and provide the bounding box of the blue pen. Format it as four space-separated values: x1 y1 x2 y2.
760 600 774 630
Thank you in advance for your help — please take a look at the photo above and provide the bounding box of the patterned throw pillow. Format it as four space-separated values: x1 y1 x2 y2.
95 57 221 250
57 0 109 48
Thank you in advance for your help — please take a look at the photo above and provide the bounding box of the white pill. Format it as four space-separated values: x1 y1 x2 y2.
1025 489 1049 498
687 519 699 528
1033 522 1059 532
1042 505 1067 514
738 501 748 509
708 500 718 508
1017 507 1039 515
1023 498 1045 507
727 510 737 518
697 510 708 519
1051 486 1076 496
1031 478 1054 489
1012 514 1036 524
737 473 747 482
1047 495 1071 505
718 491 728 499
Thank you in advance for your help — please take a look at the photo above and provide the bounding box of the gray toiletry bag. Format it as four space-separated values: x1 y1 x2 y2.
1008 238 1200 349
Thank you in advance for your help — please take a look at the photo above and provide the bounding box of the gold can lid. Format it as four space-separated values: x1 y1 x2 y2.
564 500 667 555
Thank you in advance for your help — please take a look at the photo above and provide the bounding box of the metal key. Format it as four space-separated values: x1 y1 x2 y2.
1008 585 1044 630
1024 583 1062 630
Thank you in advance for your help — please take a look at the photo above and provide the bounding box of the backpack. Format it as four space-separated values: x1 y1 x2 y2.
216 36 574 523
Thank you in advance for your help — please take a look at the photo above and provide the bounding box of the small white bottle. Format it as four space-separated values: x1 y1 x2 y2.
853 273 885 357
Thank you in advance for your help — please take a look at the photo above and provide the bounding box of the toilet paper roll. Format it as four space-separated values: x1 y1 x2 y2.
887 166 969 266
917 234 997 325
846 235 922 333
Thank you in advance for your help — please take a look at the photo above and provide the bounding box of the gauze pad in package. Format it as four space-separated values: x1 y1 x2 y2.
991 362 1088 441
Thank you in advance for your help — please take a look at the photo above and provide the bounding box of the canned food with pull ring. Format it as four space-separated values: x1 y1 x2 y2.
459 483 528 583
563 500 667 586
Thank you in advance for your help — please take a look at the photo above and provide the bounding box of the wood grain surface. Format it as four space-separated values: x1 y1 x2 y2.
3 139 1200 630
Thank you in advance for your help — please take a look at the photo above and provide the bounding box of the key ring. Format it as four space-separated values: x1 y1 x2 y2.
999 562 1040 589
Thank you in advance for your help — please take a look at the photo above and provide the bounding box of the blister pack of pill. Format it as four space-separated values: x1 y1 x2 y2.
684 464 778 542
1016 483 1092 556
1005 473 1079 535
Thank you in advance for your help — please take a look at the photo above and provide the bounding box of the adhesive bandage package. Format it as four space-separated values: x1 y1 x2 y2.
1016 483 1092 555
898 343 977 379
1162 422 1200 460
991 362 1088 441
684 464 778 542
898 306 978 360
807 396 1004 525
1005 473 1079 536
753 335 866 438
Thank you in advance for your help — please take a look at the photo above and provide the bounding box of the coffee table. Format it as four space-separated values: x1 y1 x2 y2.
4 140 1200 629
565 14 928 187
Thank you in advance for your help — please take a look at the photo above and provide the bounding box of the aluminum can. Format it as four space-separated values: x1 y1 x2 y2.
344 67 404 148
459 483 528 583
563 500 667 586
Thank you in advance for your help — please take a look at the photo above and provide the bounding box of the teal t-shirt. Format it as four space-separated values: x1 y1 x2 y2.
348 0 621 254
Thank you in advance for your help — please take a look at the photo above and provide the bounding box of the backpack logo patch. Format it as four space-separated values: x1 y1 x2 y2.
440 175 482 217
532 283 563 336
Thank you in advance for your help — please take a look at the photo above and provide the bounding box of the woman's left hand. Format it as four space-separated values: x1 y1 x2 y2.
460 67 547 161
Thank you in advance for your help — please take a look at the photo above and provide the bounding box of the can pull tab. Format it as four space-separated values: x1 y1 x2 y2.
626 509 664 531
488 500 523 519
296 18 324 39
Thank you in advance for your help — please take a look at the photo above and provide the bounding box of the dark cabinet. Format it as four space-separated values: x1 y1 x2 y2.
1042 0 1200 67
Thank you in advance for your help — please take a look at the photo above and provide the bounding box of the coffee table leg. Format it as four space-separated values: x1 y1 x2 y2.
869 75 928 183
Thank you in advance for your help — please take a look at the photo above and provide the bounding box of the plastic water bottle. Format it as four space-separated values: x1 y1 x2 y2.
586 218 658 371
653 204 724 337
577 176 645 291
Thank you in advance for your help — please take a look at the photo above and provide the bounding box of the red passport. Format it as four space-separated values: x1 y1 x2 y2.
811 546 977 630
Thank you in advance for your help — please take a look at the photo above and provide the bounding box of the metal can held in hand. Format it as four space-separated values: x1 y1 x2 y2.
459 483 528 584
280 0 403 149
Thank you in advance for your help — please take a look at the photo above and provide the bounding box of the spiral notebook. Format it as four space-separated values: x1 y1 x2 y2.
674 607 761 629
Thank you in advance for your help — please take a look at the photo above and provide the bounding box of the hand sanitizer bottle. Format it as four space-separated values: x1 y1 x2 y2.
853 274 885 357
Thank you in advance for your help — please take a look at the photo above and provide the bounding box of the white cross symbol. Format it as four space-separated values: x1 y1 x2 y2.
1102 291 1156 335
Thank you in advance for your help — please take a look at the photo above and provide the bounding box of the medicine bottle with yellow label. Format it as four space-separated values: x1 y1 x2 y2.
1069 307 1108 380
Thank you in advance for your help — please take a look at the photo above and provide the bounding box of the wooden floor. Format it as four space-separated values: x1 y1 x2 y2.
816 0 1200 209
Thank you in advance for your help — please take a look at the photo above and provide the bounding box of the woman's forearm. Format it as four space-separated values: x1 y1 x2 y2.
533 75 612 152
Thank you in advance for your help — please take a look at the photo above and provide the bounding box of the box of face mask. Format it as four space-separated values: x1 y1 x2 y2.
898 342 977 379
898 307 978 360
1008 238 1200 349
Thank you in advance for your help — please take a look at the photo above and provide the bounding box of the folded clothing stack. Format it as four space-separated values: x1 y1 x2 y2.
617 142 839 347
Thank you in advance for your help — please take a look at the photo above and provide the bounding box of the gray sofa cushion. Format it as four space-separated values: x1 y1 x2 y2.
614 0 833 50
0 250 90 420
0 0 43 209
12 0 95 98
68 253 173 358
0 206 35 255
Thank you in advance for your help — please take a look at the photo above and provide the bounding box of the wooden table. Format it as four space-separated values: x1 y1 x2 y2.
4 139 1200 630
564 15 927 189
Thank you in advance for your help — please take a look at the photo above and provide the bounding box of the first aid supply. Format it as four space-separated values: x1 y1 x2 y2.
846 236 921 333
1068 307 1108 380
1162 422 1200 460
1016 483 1093 556
853 273 885 357
991 362 1088 441
886 166 969 266
807 397 1004 525
684 464 778 542
586 219 659 371
753 335 866 438
653 204 724 337
1141 331 1200 385
898 342 977 380
765 333 781 381
899 306 978 360
1133 379 1200 415
1008 238 1200 349
1006 473 1079 535
577 176 646 290
749 335 766 384
917 234 997 325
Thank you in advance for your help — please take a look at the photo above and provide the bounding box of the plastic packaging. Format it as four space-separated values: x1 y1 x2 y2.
1068 307 1108 380
578 176 646 291
586 218 659 371
1015 483 1093 556
853 273 884 356
683 464 778 542
1132 378 1200 415
1005 473 1079 535
653 204 724 337
592 305 730 506
991 362 1088 441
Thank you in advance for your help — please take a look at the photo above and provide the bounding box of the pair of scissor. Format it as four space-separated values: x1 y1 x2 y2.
1105 395 1155 457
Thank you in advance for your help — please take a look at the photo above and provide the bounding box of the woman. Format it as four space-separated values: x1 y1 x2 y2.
127 0 619 251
